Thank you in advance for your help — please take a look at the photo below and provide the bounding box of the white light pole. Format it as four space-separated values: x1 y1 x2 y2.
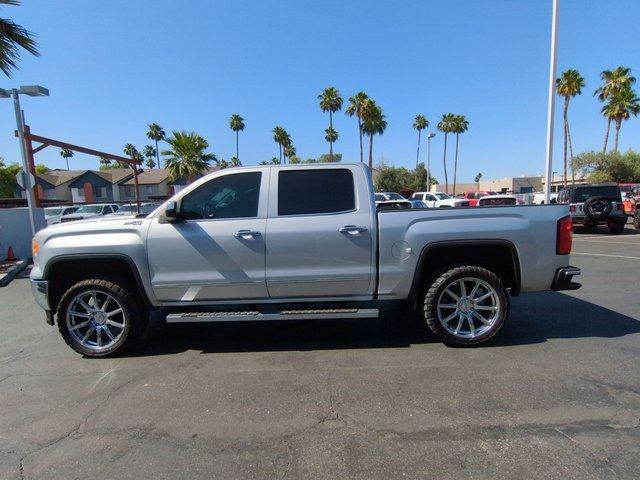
427 133 436 192
0 85 50 236
543 0 559 204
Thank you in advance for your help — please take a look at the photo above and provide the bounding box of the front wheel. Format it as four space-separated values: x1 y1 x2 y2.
56 278 147 357
423 266 509 346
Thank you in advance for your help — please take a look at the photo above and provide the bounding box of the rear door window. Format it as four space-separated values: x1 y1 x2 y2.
278 169 355 216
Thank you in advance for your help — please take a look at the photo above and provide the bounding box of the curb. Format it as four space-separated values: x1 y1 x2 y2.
0 259 28 287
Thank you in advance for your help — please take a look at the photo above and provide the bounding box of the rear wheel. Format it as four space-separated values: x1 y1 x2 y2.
423 266 509 346
57 278 147 357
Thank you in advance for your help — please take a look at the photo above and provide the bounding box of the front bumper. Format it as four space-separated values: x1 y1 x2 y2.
30 279 53 325
550 266 581 291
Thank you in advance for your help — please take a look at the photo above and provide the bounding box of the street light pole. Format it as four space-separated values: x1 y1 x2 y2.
427 133 436 192
12 89 36 235
544 0 559 204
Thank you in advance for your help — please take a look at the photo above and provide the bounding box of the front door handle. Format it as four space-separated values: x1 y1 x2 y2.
339 225 368 234
233 229 261 239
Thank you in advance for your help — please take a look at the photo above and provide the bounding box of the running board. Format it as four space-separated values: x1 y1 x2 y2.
166 308 379 323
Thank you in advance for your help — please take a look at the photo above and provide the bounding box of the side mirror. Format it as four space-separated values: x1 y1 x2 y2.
165 201 178 219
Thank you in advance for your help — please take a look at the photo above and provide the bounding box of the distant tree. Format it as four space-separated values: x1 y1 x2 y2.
143 145 157 169
99 156 112 169
259 157 280 165
572 150 640 183
216 158 230 169
474 172 483 183
59 148 73 170
437 113 456 193
451 114 469 195
0 0 39 77
0 161 21 197
162 131 215 183
230 156 242 167
35 164 49 174
289 155 301 164
283 144 296 163
146 123 166 168
272 126 288 163
556 69 585 185
595 67 636 153
413 114 429 169
374 164 413 193
345 91 369 163
318 87 343 162
317 153 342 163
361 99 387 169
602 86 640 152
229 114 245 160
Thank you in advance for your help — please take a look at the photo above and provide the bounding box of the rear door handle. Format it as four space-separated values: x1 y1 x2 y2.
233 229 261 239
339 225 368 234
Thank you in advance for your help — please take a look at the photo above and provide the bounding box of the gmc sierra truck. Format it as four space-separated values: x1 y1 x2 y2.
30 163 581 357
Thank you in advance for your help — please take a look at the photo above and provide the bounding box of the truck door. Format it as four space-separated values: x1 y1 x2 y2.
147 169 269 302
265 166 375 299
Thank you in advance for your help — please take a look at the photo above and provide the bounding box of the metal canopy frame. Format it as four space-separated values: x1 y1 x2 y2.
16 125 142 209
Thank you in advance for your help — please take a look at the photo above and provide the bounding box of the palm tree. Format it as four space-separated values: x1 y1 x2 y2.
451 114 469 195
143 145 157 169
283 144 296 162
146 123 166 168
318 87 343 162
229 157 242 167
99 156 112 169
556 69 585 186
345 92 369 163
413 114 429 169
595 67 636 153
324 127 338 152
161 131 215 183
123 143 138 161
602 86 640 152
437 113 456 194
59 148 73 170
229 114 245 160
0 0 39 77
272 126 288 163
360 100 387 169
216 158 230 169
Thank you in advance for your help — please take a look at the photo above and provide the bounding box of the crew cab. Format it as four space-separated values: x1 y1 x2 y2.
30 164 580 357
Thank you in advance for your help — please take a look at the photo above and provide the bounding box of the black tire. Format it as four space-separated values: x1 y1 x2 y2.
634 211 640 230
423 266 509 346
583 196 612 221
56 278 147 357
607 221 625 234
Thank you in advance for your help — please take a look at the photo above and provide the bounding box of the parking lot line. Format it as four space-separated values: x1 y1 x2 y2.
573 239 640 245
572 252 640 260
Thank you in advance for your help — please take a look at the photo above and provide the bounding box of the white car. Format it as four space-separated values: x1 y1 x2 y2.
532 192 558 205
477 194 519 207
375 192 412 209
44 206 79 226
105 203 160 217
60 204 120 223
411 192 470 208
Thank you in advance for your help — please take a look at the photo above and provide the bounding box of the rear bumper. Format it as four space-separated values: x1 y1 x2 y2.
550 266 581 291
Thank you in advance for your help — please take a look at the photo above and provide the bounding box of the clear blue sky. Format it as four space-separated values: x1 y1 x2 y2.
1 0 639 182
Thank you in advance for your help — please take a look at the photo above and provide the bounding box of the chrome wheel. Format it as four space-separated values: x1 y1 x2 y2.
436 277 500 339
66 289 126 353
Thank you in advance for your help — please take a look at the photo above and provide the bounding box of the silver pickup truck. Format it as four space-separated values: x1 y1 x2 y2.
30 163 581 357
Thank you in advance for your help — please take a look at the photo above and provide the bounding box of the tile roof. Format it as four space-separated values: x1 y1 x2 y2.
122 168 170 185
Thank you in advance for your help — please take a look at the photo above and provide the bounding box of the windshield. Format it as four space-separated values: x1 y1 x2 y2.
75 205 102 214
117 205 136 214
385 193 404 200
45 207 62 216
572 186 621 202
435 193 450 200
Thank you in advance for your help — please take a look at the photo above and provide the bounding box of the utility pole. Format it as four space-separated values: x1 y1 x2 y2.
544 0 559 203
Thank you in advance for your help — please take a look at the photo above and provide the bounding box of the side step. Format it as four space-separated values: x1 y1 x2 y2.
166 308 379 323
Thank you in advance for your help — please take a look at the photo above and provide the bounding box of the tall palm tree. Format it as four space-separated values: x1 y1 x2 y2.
318 87 343 162
602 86 640 152
123 143 138 160
229 114 245 160
229 157 242 167
59 148 73 170
146 123 166 168
451 114 469 195
360 100 387 169
345 92 369 163
437 113 456 193
272 126 288 163
595 67 636 153
283 144 296 162
324 127 338 153
0 0 39 77
161 131 215 183
413 114 429 169
143 145 157 169
556 69 585 186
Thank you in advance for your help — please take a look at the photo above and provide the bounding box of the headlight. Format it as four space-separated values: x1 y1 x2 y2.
32 238 40 257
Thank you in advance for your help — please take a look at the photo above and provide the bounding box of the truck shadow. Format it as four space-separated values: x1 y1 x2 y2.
127 292 640 356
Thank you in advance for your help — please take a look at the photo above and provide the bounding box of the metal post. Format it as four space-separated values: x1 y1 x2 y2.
544 0 559 204
12 89 36 235
427 135 431 192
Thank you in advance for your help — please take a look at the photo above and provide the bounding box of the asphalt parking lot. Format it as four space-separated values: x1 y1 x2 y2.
1 224 639 480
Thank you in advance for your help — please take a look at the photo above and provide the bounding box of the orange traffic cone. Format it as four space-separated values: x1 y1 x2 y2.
6 246 16 261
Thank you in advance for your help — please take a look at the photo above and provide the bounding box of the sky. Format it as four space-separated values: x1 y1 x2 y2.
1 0 639 183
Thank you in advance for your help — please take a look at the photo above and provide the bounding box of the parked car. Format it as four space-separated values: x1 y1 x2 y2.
44 206 79 225
410 200 428 208
60 203 120 222
532 192 559 204
622 184 639 217
478 195 518 207
557 183 626 234
375 192 412 210
462 191 498 207
411 192 470 208
105 203 160 217
30 163 579 356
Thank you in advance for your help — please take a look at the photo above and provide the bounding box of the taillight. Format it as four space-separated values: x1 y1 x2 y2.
569 205 576 212
557 215 573 255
